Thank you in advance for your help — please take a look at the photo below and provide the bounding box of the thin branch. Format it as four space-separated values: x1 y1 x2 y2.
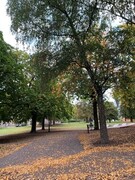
86 0 98 32
102 2 135 25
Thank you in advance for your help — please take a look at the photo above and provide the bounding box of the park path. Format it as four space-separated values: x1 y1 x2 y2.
1 127 135 179
0 130 83 168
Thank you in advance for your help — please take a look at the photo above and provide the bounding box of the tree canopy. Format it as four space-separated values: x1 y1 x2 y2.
0 31 29 122
6 0 135 143
0 31 72 132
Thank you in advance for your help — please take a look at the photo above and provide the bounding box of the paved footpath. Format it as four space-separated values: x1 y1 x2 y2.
107 122 135 128
0 130 83 168
1 128 135 179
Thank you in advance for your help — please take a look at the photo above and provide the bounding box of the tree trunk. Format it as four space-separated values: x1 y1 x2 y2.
130 116 133 122
42 117 45 130
97 91 109 144
48 120 51 132
31 110 37 133
93 98 99 130
53 119 55 125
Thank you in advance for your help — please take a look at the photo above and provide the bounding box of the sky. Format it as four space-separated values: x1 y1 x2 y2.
0 0 17 47
0 0 26 51
0 0 115 103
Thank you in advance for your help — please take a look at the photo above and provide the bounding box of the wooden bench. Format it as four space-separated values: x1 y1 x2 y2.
87 123 93 133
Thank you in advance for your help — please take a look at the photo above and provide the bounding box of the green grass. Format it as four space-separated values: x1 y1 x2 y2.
0 122 86 136
52 120 134 131
52 121 87 130
0 122 87 136
0 120 132 136
0 126 31 136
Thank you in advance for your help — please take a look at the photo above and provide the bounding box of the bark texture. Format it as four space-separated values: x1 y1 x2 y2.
93 99 99 130
31 110 37 133
42 117 45 130
97 92 109 144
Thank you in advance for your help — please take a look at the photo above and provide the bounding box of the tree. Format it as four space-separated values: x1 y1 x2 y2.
7 0 134 143
60 64 99 129
104 101 118 122
73 100 93 121
113 68 135 122
0 31 30 124
0 31 72 133
112 24 135 122
120 105 135 122
31 51 73 131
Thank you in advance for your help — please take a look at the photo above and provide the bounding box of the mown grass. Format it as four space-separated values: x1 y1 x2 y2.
52 121 87 130
0 120 132 136
0 126 31 136
52 120 128 130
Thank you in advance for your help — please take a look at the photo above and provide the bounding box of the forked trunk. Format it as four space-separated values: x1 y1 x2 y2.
97 91 109 144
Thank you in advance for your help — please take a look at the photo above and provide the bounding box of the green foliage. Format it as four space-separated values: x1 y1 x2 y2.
0 31 28 122
112 24 135 121
113 69 135 121
104 101 118 121
73 100 93 121
6 1 135 96
7 0 134 46
61 65 93 99
6 1 134 142
120 105 135 120
30 52 73 122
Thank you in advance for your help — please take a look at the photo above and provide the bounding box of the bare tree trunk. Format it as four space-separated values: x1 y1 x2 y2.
93 98 99 130
53 119 55 125
31 110 37 133
97 91 109 144
48 120 51 132
42 117 45 130
130 116 133 122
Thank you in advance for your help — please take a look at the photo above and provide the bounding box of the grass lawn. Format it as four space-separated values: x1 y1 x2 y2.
0 120 132 136
52 120 129 130
0 122 87 136
0 126 31 136
52 121 87 130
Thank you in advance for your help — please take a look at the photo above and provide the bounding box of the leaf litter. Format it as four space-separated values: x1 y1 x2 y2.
0 126 135 179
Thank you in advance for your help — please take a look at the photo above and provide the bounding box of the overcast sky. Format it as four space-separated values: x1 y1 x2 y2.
0 0 17 47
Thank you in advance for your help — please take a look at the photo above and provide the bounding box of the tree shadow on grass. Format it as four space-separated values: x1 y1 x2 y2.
0 129 84 144
0 130 47 144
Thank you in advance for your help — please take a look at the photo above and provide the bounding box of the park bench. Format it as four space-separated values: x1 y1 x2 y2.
87 122 93 133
